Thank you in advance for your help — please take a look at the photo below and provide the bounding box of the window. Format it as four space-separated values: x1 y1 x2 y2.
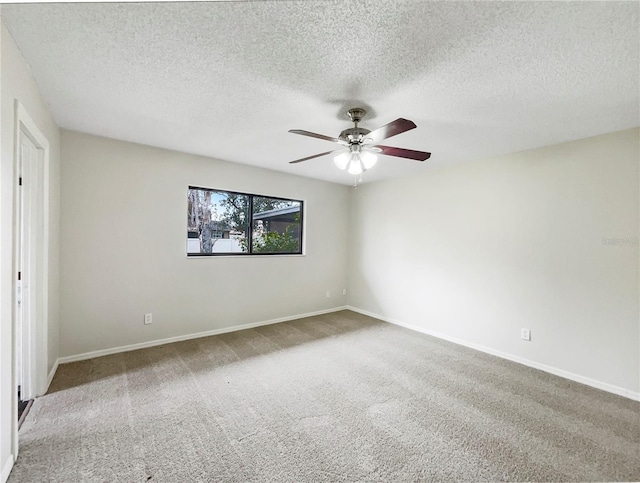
187 186 303 256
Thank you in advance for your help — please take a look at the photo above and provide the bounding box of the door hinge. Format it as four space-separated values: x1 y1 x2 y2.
18 271 21 281
19 177 22 186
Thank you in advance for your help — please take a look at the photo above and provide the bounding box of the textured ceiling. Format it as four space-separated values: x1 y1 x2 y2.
2 1 639 185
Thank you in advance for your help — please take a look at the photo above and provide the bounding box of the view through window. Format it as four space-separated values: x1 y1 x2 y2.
187 186 303 256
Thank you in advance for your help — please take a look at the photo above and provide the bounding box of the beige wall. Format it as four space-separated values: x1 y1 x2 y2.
59 130 350 358
349 128 639 397
0 21 61 478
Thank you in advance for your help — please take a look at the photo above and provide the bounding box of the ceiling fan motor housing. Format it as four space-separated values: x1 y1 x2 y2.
339 127 371 144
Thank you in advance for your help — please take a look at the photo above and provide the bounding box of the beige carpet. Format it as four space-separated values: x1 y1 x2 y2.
9 310 640 482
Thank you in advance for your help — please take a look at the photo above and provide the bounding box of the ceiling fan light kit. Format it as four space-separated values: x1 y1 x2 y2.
333 145 378 174
288 107 431 181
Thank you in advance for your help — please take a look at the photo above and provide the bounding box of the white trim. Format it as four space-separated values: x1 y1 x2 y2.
1 455 14 483
11 101 51 465
59 306 348 364
347 306 640 402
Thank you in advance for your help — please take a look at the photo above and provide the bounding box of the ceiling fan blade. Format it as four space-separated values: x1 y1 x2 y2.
289 129 343 144
376 145 431 161
365 118 417 144
289 150 335 164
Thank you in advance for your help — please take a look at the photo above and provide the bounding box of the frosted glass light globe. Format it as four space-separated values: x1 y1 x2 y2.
333 151 350 170
347 157 364 175
361 151 378 169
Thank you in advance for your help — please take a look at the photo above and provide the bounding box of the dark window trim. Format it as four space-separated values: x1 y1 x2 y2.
187 185 304 257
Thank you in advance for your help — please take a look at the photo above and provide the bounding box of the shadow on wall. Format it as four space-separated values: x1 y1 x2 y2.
348 268 387 316
47 310 382 394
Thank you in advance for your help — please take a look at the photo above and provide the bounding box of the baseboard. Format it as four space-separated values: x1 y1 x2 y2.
1 455 14 483
59 306 349 364
347 306 640 402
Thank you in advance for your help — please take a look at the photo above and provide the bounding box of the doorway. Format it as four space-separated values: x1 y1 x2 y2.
12 101 50 458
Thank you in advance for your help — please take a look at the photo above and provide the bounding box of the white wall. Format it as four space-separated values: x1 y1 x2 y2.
349 128 639 398
59 130 350 358
0 20 61 480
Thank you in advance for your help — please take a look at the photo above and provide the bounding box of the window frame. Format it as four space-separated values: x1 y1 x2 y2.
187 185 304 257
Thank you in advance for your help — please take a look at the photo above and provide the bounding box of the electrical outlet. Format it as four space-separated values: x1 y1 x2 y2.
326 291 331 298
520 328 531 341
144 313 153 325
342 288 347 296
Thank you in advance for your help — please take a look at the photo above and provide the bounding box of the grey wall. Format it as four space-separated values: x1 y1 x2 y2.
348 128 640 398
59 130 350 358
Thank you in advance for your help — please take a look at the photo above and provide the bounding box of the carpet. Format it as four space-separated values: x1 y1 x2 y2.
8 310 640 482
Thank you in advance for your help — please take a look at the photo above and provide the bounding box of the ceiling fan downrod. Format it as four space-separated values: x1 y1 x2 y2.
340 108 371 144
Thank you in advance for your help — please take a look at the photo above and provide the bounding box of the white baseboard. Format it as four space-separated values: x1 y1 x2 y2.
1 455 14 483
59 306 349 364
347 306 640 402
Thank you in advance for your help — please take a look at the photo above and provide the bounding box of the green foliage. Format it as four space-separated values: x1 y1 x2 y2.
220 193 300 253
239 219 300 253
252 224 299 253
219 194 290 232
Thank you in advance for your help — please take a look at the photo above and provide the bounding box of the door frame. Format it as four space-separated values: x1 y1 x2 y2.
11 100 50 461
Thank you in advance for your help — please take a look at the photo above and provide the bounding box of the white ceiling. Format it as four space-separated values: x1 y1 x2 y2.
2 1 639 185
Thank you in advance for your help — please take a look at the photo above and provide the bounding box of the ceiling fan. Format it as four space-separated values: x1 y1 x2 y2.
288 108 431 175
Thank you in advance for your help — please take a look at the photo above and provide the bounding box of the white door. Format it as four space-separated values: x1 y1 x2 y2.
12 101 51 462
17 130 42 402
